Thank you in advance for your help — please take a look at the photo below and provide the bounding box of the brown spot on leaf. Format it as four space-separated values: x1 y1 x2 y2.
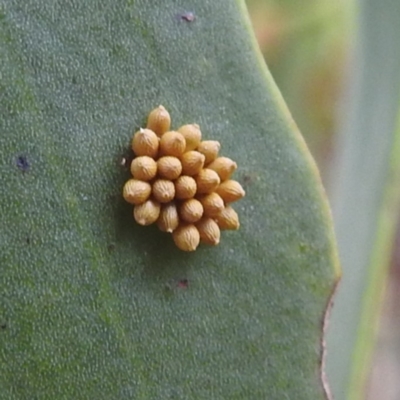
180 11 195 22
177 279 189 289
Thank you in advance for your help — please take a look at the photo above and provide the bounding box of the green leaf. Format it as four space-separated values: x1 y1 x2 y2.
326 0 400 398
0 1 339 398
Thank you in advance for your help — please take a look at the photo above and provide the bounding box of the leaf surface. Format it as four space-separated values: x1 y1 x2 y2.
0 1 339 398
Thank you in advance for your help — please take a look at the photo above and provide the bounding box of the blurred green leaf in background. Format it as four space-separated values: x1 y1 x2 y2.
247 0 352 176
326 0 400 398
247 0 400 399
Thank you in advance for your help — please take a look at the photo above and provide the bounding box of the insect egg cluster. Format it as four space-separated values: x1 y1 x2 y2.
122 105 246 251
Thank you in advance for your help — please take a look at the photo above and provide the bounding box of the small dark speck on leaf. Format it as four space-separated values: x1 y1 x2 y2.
26 237 30 245
16 155 29 172
164 278 189 292
107 243 115 253
177 279 189 289
0 323 6 330
242 173 255 185
180 11 195 22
